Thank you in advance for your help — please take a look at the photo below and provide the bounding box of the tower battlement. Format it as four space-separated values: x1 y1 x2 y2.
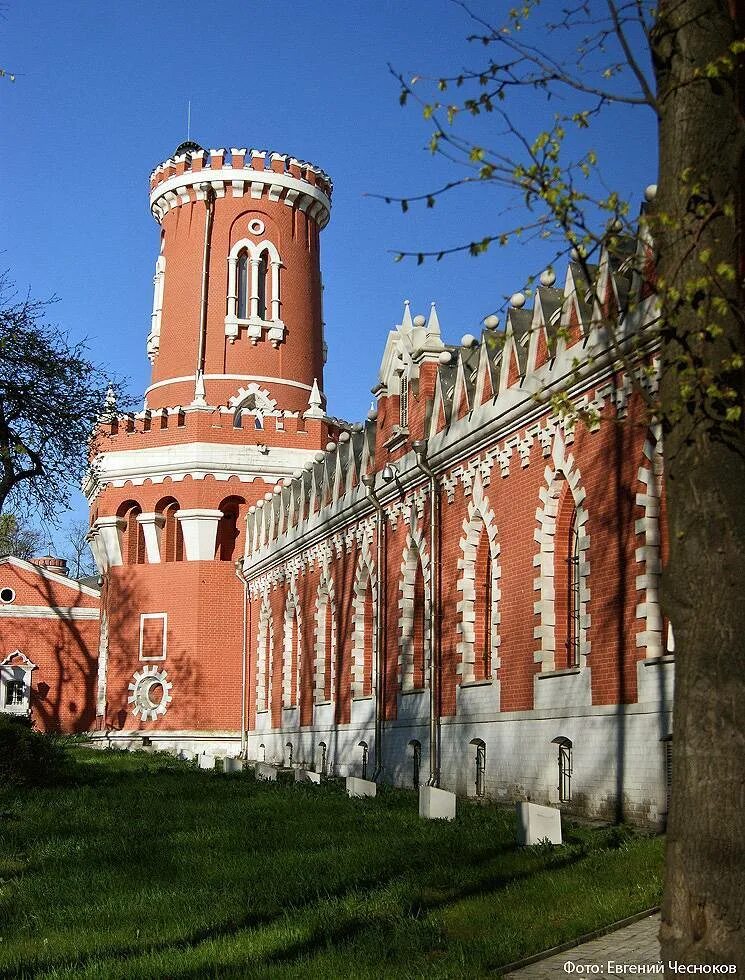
149 145 332 226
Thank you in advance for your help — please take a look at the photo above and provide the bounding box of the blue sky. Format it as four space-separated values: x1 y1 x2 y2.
2 1 657 545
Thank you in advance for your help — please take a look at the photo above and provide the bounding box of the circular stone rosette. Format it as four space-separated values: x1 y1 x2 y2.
128 666 173 722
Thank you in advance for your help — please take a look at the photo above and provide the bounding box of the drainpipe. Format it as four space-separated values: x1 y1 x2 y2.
412 439 441 787
363 474 386 781
194 184 215 403
236 560 250 758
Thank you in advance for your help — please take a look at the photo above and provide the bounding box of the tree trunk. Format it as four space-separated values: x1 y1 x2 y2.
653 0 745 970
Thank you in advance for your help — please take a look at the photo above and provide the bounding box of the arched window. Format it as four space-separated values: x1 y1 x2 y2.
283 590 301 709
256 598 273 714
554 480 581 669
216 496 246 561
237 252 249 319
116 501 145 565
362 584 374 697
474 532 492 681
156 498 183 563
399 532 430 693
314 578 335 705
225 239 284 345
257 250 268 321
412 559 426 690
399 374 409 428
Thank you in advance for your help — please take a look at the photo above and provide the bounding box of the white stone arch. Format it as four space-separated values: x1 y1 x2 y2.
256 592 273 713
282 578 303 708
636 425 665 658
228 384 278 413
0 650 37 717
457 475 501 683
534 431 591 673
225 238 285 345
313 567 337 704
351 537 378 699
398 519 431 691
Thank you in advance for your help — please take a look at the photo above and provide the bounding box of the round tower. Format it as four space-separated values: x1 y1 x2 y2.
84 141 337 747
145 142 332 413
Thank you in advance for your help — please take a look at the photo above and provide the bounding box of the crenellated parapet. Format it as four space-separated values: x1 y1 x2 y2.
149 146 332 227
85 405 342 501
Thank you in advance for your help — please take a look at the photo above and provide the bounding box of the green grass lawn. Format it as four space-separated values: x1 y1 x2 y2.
0 747 664 978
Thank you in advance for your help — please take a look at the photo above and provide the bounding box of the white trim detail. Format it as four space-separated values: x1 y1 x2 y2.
0 605 100 620
136 512 165 564
636 426 665 658
351 538 377 699
139 613 167 662
0 649 37 716
313 568 337 706
456 475 501 684
398 513 431 692
144 374 315 396
282 580 302 709
533 431 591 673
150 167 331 227
0 557 100 598
147 254 166 362
87 442 321 497
228 384 278 413
256 593 273 713
225 238 285 346
175 508 223 561
128 666 173 721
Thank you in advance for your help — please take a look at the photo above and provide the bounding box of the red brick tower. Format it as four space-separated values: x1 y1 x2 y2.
85 142 336 750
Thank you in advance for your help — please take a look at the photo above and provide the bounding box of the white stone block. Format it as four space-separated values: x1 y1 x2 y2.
419 785 456 821
223 757 244 773
295 769 321 784
515 801 562 845
346 776 377 798
255 763 278 781
199 753 216 770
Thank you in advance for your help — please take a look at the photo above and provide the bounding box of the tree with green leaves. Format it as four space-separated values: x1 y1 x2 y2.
0 512 41 559
389 1 744 970
0 274 121 523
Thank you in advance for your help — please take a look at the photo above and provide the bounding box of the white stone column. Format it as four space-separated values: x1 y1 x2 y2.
137 512 165 563
175 509 223 561
225 255 239 341
93 517 126 569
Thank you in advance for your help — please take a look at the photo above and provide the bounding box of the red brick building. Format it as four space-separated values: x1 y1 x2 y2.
0 556 100 732
14 141 675 824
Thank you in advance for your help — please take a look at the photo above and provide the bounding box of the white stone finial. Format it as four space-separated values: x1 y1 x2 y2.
483 314 500 330
540 269 556 287
401 300 413 332
413 314 426 328
191 371 208 408
510 292 526 309
438 350 452 365
100 385 117 421
427 302 442 336
644 184 658 202
303 378 325 419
